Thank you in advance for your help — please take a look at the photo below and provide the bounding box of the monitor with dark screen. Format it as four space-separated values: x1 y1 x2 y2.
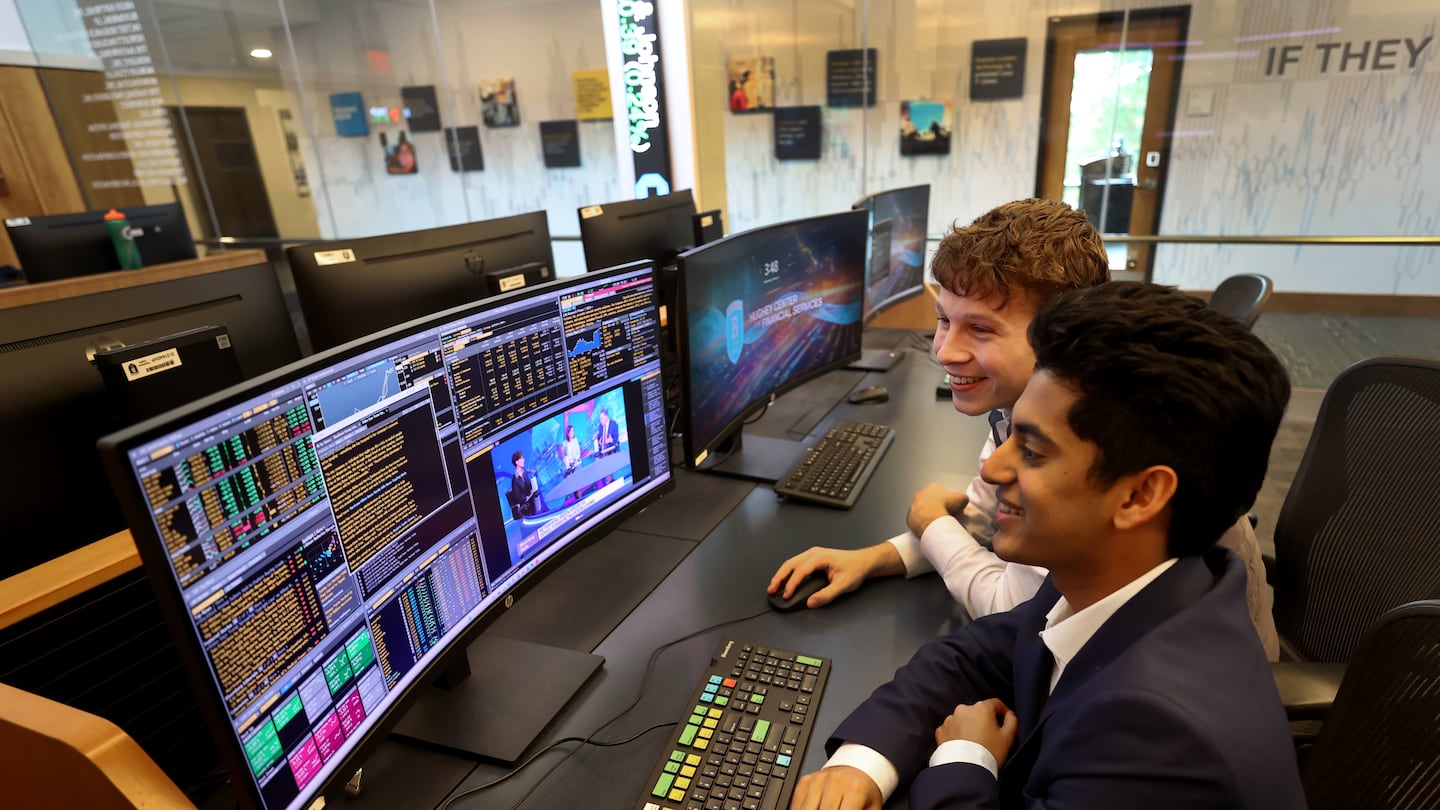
677 210 867 481
286 211 554 351
853 184 930 322
4 202 197 283
98 261 671 809
0 256 301 581
578 189 696 271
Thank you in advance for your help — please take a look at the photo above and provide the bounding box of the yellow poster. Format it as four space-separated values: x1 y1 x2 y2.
573 69 612 121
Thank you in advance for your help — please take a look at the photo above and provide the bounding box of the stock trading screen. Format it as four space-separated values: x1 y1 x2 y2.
115 263 669 810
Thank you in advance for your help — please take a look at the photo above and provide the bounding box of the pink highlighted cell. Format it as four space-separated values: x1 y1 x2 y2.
287 738 324 789
337 689 367 735
313 712 345 762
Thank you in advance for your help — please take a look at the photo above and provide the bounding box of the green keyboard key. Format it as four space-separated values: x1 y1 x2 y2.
678 724 698 746
796 655 823 667
652 772 674 797
753 719 770 744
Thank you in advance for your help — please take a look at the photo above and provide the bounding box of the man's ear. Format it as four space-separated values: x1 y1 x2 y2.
1113 465 1178 531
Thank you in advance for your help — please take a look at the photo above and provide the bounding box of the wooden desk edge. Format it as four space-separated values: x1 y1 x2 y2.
0 248 269 310
0 530 141 631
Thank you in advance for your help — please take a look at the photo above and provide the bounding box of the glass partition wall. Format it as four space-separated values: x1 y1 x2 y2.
7 0 1438 294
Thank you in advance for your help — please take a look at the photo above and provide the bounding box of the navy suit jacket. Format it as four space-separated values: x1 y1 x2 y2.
828 549 1304 809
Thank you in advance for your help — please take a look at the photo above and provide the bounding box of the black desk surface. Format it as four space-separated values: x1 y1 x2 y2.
310 330 990 810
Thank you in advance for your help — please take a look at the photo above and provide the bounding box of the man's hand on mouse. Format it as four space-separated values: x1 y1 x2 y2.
907 483 970 538
767 545 906 608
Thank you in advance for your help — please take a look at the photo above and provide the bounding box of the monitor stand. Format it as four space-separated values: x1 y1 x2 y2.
700 431 807 484
390 635 603 763
846 347 902 372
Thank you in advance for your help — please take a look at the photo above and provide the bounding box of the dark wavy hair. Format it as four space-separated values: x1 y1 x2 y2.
1028 282 1291 556
931 198 1110 306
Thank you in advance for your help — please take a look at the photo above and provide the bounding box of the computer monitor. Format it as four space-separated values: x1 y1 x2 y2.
692 209 725 246
98 261 672 809
577 188 696 271
853 184 930 322
0 254 301 581
4 202 198 283
676 209 868 481
286 211 555 351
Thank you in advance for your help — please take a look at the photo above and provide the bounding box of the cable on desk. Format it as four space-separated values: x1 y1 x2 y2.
439 606 773 810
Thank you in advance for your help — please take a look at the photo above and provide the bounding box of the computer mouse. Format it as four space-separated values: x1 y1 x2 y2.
847 385 889 405
768 573 828 612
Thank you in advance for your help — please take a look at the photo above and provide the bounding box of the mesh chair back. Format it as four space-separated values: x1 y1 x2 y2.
1272 357 1440 663
1302 600 1440 810
1207 273 1273 329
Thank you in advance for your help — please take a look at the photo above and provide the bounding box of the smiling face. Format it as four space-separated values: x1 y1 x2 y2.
980 370 1134 577
933 285 1038 416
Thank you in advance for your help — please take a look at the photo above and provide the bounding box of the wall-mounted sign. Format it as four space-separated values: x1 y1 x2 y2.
827 48 877 108
445 126 483 172
773 106 821 160
330 91 368 136
540 121 581 168
615 0 671 198
970 38 1026 101
401 84 441 132
573 69 612 121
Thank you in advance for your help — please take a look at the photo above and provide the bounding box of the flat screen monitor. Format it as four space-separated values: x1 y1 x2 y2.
578 189 696 271
98 261 672 810
286 211 555 351
676 209 867 481
4 202 198 283
853 184 930 322
692 209 725 246
0 256 302 581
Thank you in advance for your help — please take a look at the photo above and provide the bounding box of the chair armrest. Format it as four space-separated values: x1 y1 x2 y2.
0 531 139 632
1271 661 1347 719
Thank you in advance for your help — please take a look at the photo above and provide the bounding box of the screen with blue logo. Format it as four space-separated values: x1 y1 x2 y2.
677 209 867 467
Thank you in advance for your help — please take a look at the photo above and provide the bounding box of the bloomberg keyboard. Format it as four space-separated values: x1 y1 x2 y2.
772 420 896 509
636 639 831 810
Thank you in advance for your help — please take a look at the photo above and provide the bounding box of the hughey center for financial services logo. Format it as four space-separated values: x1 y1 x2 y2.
617 0 673 198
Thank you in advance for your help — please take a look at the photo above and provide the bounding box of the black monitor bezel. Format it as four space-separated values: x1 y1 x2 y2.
852 183 931 323
97 260 672 810
5 202 197 283
675 210 868 468
286 211 554 351
577 189 696 271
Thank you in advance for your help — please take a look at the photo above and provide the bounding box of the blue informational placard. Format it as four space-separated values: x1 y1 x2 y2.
330 92 369 137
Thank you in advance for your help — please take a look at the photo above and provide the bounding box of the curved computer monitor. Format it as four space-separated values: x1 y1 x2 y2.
0 254 301 581
578 189 696 271
98 260 672 810
287 211 555 351
4 202 197 283
676 209 868 481
853 184 930 322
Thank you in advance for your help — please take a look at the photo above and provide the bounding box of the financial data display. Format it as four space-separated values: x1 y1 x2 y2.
108 263 668 810
856 184 929 320
678 211 867 465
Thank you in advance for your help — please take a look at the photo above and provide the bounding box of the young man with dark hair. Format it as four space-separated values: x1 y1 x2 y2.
769 198 1279 660
791 282 1301 810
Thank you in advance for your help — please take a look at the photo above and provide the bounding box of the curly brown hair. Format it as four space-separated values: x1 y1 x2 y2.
931 198 1109 307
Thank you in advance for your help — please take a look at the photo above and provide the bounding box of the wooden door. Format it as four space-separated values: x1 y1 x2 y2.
172 106 279 239
1037 7 1190 278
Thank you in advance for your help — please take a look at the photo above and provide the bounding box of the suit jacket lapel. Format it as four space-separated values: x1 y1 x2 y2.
1003 553 1224 770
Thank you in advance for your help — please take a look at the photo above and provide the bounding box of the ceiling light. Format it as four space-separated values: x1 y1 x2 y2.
250 48 273 59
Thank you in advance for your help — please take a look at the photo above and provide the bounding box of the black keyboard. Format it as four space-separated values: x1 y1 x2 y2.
635 639 830 810
772 420 895 509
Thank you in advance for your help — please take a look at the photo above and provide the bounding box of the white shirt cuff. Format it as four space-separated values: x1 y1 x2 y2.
929 739 999 780
886 531 933 577
824 742 901 801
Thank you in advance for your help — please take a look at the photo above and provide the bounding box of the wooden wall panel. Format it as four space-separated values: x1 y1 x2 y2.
35 68 146 212
0 66 88 269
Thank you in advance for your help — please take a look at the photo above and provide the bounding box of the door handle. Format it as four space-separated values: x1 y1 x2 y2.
1140 177 1158 190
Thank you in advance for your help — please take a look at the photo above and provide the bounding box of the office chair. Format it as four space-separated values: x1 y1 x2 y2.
1206 273 1272 329
1299 600 1440 810
1269 357 1440 728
